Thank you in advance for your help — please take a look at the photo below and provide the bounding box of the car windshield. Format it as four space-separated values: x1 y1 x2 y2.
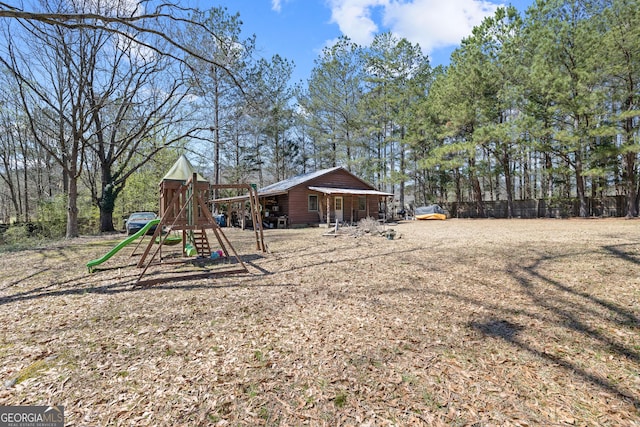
129 213 156 221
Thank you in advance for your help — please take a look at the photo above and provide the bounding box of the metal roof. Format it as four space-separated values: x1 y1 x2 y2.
258 167 343 196
212 167 392 201
308 186 393 197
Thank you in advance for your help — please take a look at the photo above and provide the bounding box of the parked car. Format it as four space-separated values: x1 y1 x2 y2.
125 212 158 235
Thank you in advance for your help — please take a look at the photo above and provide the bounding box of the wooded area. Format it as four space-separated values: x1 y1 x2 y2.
0 0 638 239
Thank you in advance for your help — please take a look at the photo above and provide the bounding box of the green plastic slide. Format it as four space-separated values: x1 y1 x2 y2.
86 219 160 273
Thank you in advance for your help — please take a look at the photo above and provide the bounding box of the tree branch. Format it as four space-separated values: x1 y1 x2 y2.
0 2 246 91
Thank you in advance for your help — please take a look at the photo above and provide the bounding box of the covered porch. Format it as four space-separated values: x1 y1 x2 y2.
308 186 394 226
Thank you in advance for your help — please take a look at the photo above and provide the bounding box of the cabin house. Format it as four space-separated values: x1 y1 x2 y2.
258 167 393 228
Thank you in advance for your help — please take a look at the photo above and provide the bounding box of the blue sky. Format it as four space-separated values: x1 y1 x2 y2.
196 0 534 84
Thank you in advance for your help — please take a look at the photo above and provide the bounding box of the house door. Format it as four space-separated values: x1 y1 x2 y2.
335 196 343 222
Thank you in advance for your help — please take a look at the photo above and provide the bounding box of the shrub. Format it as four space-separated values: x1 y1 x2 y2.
3 223 30 243
357 217 381 233
0 223 48 252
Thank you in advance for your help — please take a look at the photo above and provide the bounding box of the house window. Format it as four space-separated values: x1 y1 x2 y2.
358 196 366 211
308 194 318 211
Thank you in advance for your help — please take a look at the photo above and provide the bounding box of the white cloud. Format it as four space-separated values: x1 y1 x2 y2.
327 0 501 53
384 0 499 51
272 0 283 12
327 0 389 45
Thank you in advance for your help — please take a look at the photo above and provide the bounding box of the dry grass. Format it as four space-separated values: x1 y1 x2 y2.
1 219 639 426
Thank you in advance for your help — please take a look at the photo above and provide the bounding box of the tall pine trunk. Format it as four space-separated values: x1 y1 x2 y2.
575 152 587 217
469 156 485 218
623 115 638 217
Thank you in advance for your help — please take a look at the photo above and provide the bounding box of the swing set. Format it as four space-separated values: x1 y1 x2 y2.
86 156 265 286
132 170 265 286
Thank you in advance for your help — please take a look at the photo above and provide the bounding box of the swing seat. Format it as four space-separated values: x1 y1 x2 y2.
155 235 182 245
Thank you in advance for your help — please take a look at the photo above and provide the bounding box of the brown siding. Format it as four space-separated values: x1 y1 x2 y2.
305 169 374 190
288 187 322 225
278 194 289 216
283 169 385 225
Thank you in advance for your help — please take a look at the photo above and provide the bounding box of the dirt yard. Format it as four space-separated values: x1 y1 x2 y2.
1 219 639 426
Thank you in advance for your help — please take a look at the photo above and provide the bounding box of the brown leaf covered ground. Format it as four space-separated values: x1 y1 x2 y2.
1 219 639 426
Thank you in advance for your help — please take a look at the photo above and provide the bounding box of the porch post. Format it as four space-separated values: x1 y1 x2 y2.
367 196 370 218
350 196 354 224
326 195 330 227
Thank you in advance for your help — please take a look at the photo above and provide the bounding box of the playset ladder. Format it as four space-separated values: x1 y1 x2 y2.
191 229 211 257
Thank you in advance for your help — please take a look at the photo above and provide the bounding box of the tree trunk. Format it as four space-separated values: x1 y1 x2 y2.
623 126 638 217
345 128 352 173
99 181 116 232
66 176 79 238
453 168 463 218
543 152 553 217
61 152 69 194
503 148 514 219
20 137 29 222
399 127 406 213
575 152 588 217
469 156 485 218
10 142 24 221
213 71 221 201
1 151 21 221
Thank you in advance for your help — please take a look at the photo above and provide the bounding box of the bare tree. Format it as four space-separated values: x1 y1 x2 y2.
0 1 248 235
0 1 242 84
81 17 200 232
1 4 96 237
0 93 25 222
